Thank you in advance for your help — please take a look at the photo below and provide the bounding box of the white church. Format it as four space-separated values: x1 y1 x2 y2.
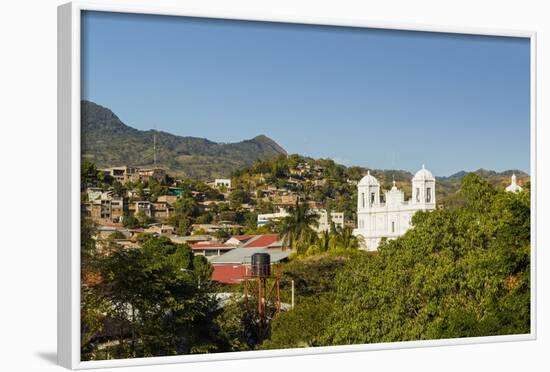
353 165 437 251
505 173 523 193
353 166 525 251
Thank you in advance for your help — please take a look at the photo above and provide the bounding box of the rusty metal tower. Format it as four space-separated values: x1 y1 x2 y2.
243 253 282 338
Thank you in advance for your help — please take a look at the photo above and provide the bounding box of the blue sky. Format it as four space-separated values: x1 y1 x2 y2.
81 11 530 176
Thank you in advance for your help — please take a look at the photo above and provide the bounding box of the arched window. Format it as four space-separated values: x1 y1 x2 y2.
391 221 395 233
370 192 376 206
361 193 365 208
416 187 420 202
426 187 432 203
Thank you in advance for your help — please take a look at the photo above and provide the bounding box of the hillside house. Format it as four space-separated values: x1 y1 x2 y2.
214 178 231 189
82 191 126 224
312 209 345 232
101 166 166 183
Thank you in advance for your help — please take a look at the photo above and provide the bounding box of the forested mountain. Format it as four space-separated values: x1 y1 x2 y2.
81 100 287 179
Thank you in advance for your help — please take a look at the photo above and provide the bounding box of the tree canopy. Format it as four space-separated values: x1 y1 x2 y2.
81 232 223 360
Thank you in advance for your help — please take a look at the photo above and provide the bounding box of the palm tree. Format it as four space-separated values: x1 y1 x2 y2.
318 230 331 253
327 225 360 252
277 201 319 252
338 226 360 250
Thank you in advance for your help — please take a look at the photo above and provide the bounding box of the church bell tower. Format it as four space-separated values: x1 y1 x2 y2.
411 164 436 207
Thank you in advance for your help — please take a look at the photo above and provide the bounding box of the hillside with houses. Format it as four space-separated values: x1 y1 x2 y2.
81 153 530 287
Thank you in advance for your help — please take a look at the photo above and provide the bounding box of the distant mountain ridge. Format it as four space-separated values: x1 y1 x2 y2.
444 168 529 180
81 100 287 179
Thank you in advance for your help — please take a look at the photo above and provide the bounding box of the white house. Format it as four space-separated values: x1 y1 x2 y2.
353 165 436 251
214 178 231 189
312 209 345 233
505 173 523 193
257 208 290 226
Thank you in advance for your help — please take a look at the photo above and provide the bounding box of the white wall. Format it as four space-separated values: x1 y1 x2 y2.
0 0 548 371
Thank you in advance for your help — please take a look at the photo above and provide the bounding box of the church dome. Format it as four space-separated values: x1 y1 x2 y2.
413 165 435 181
358 171 380 186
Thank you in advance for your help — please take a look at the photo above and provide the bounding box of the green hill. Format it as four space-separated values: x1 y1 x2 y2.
81 100 287 179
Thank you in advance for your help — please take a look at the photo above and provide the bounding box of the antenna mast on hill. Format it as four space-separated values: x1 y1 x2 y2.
153 124 157 166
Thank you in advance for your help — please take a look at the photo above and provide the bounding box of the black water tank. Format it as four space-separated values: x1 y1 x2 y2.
251 253 271 277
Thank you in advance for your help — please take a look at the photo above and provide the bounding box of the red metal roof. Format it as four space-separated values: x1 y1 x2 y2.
231 235 255 242
190 243 230 250
211 264 247 284
243 234 281 248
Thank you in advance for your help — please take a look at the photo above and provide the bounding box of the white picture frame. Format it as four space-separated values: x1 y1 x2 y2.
57 1 537 369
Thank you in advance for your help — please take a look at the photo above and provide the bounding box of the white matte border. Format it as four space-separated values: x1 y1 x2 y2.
57 1 537 369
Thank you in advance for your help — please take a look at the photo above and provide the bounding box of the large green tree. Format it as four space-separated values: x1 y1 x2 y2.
83 236 221 360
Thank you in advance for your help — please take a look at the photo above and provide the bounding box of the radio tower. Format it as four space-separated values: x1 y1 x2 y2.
152 123 157 166
153 132 156 166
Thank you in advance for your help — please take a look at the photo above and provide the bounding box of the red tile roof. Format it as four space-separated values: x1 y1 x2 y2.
243 234 281 248
211 264 247 284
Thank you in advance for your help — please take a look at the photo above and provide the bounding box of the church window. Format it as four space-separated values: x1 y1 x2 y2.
361 193 365 208
391 221 395 233
426 187 432 203
370 192 375 206
416 188 420 202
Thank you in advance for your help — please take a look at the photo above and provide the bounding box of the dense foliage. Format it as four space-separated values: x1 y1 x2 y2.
260 255 350 349
81 229 227 360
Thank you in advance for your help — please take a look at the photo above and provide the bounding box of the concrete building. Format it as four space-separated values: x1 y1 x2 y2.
137 168 166 182
214 178 231 189
313 209 345 232
170 235 216 245
134 201 153 218
353 166 436 251
86 187 103 201
144 224 175 236
157 194 178 205
151 201 171 219
101 166 138 183
257 208 289 226
101 166 166 183
191 243 234 258
274 194 299 208
83 190 126 223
